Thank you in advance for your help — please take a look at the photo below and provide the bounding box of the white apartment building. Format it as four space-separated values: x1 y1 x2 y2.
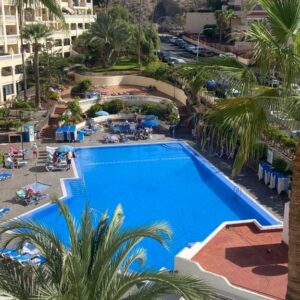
0 0 95 104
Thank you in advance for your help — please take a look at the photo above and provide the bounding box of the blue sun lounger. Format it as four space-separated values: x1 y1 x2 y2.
0 173 12 181
30 255 46 266
0 248 15 256
14 253 34 263
0 208 9 219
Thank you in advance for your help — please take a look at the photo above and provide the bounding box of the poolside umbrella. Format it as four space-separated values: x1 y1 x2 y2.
95 111 109 116
56 145 75 153
144 115 157 120
141 120 159 127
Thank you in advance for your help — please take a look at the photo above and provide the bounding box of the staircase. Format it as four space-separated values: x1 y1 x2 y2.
40 104 67 139
176 106 193 136
67 179 88 198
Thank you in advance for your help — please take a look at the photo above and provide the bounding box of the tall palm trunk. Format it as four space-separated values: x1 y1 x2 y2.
33 44 40 108
137 0 142 69
18 4 28 101
287 141 300 299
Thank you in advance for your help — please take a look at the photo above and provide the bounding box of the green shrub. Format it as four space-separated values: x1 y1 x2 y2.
143 62 171 81
140 103 169 119
0 107 9 118
102 99 127 114
87 103 103 117
272 158 288 173
68 99 82 116
78 79 92 92
263 126 297 157
47 91 60 101
68 54 86 64
11 100 34 109
168 112 180 125
71 79 92 97
0 119 22 130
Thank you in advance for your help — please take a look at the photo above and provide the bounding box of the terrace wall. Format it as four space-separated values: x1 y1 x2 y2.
74 74 187 105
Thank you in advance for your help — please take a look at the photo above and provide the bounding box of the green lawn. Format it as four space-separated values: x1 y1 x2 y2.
91 57 140 72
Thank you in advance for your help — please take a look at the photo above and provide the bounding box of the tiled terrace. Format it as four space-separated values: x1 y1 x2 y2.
193 223 288 300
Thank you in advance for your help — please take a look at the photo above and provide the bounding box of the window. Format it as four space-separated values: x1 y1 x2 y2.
64 52 70 58
64 38 70 46
71 23 76 30
2 67 12 76
55 39 62 47
15 65 23 74
3 84 14 97
78 23 83 29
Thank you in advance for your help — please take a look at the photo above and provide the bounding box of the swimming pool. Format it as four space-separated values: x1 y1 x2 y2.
25 142 280 270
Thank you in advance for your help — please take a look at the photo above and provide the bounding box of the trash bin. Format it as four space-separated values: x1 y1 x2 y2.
23 124 35 142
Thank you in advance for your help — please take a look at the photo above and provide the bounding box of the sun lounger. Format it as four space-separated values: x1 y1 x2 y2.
30 255 46 266
15 253 36 263
0 248 15 257
0 172 12 181
16 189 48 206
0 208 9 219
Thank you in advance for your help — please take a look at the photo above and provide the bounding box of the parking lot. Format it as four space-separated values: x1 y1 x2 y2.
159 35 218 65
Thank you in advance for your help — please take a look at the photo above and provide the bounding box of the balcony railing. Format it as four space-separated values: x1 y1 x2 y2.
0 53 22 61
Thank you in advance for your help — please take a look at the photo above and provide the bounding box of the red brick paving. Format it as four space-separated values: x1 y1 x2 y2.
192 223 288 300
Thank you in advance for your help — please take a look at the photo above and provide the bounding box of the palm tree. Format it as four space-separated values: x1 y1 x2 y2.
0 198 213 299
198 0 300 298
215 9 234 43
88 14 132 68
16 0 64 101
22 23 52 108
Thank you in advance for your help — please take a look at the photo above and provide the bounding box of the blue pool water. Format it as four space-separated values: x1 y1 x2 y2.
26 142 279 269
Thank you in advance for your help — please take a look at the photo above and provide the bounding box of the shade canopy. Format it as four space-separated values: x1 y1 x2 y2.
95 111 109 116
56 145 75 153
141 120 159 127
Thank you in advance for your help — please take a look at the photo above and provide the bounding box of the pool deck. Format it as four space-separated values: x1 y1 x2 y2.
0 132 287 223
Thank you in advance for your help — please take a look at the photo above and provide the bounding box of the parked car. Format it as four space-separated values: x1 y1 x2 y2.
267 77 280 87
168 57 186 65
170 37 179 44
175 39 183 46
186 45 197 52
219 52 237 58
161 51 172 62
192 48 207 55
203 51 217 57
291 83 300 93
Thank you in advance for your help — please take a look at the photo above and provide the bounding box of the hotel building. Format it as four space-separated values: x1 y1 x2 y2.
0 0 95 104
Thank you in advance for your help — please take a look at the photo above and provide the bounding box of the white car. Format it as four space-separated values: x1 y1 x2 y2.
219 52 237 58
168 57 186 65
291 83 300 94
267 78 280 87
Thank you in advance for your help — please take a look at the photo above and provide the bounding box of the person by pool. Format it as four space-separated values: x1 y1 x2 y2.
66 151 72 171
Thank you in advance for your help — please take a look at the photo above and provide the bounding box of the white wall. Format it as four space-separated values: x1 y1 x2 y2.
283 201 290 244
175 257 274 300
185 12 216 34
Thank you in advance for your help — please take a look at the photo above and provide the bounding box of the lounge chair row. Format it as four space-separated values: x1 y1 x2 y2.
0 247 45 266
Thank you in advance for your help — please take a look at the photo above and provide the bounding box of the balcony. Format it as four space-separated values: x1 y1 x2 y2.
6 34 18 43
0 15 17 24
